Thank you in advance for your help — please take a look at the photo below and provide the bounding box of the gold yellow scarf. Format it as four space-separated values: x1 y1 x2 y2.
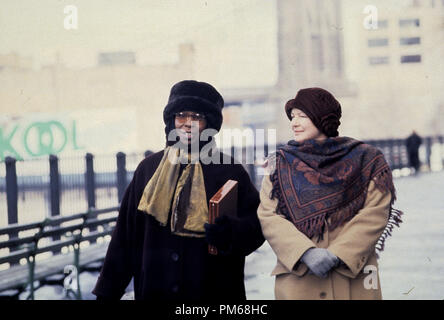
137 146 208 237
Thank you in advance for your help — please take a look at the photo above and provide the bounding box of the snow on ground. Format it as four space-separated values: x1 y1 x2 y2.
7 171 444 300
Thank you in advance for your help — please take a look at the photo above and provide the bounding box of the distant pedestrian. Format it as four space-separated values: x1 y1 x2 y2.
258 87 403 300
406 130 422 174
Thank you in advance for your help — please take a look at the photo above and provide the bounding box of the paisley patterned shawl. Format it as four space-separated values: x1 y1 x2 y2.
270 137 403 251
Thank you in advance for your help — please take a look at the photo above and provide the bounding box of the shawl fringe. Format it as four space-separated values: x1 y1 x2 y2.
372 167 404 254
270 167 291 220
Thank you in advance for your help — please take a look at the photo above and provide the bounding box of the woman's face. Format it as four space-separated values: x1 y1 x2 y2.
290 108 327 142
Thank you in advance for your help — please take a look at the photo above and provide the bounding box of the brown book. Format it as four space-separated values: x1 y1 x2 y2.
208 180 238 255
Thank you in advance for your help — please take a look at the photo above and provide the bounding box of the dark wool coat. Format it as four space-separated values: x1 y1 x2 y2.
92 150 264 301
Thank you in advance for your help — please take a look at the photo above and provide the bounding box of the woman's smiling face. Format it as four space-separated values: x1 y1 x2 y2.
290 108 327 142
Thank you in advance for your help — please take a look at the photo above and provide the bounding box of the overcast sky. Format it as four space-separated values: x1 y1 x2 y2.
0 0 278 88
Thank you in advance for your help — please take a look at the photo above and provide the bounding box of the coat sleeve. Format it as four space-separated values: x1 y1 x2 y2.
328 179 391 278
92 171 139 299
257 174 316 274
229 165 265 256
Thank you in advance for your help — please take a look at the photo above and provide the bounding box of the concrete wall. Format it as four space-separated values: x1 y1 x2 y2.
0 44 196 153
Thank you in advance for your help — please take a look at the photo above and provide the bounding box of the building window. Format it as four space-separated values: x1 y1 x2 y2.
369 56 389 65
378 20 388 28
98 51 136 66
400 37 421 45
368 38 389 47
399 19 420 27
401 55 422 63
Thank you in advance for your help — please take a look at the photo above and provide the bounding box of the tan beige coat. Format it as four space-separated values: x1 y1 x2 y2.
258 174 391 300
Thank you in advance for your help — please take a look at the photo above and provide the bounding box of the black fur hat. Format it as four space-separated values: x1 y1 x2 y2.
163 80 224 139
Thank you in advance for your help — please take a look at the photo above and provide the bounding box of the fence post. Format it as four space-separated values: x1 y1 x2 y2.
5 156 19 265
264 143 269 158
387 139 396 170
439 136 444 167
49 155 61 218
85 153 97 245
116 152 127 203
399 139 408 169
5 157 18 228
85 153 96 209
49 155 61 251
394 139 402 170
425 137 432 171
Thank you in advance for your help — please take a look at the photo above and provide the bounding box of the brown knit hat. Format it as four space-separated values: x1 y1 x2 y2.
285 87 342 137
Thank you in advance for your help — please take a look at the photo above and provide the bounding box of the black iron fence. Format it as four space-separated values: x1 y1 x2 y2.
1 136 443 230
266 136 443 180
373 136 444 171
0 151 152 229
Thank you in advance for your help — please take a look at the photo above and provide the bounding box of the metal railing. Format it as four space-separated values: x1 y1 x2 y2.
0 206 118 299
1 137 444 228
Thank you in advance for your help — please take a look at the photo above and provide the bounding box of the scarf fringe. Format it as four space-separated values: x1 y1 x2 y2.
295 213 327 240
372 167 403 255
270 168 291 220
375 208 403 255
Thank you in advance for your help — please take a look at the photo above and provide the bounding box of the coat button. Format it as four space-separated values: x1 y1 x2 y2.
172 285 179 293
171 252 179 262
320 292 327 299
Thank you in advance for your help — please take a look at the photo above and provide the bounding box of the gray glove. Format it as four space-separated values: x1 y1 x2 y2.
301 248 339 278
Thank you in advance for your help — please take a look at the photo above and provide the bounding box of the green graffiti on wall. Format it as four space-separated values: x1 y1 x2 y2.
0 120 84 161
0 125 22 160
23 121 68 156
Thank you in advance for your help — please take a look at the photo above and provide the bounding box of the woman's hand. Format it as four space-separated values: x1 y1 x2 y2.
301 248 340 278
